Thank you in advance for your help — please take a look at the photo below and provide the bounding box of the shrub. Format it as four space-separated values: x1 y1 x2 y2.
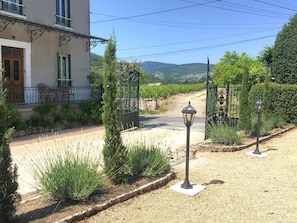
0 83 20 222
31 103 57 131
39 159 101 201
26 140 103 202
128 146 170 177
6 103 24 131
209 123 243 145
79 100 102 124
250 84 297 124
250 115 286 137
33 103 55 116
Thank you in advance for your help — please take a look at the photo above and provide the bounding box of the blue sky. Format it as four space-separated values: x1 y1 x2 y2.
89 0 296 65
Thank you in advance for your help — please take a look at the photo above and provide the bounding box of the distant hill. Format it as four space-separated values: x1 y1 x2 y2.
138 61 215 83
90 53 215 83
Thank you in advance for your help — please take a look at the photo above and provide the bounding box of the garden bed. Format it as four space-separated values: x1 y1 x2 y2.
15 172 175 223
191 126 294 153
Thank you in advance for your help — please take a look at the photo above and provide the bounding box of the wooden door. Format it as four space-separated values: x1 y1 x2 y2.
1 46 24 103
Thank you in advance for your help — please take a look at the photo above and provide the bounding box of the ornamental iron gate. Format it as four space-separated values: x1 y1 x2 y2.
205 75 218 139
216 85 240 125
118 70 140 130
204 62 240 139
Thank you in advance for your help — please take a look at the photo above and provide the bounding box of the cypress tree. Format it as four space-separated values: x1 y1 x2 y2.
238 68 251 132
273 14 297 84
0 80 20 222
102 35 129 184
263 69 270 120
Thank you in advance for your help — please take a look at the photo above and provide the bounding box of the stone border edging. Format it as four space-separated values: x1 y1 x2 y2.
56 171 176 223
193 126 295 153
173 126 295 164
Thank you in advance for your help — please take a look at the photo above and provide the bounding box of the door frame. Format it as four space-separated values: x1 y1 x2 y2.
2 46 25 102
0 38 31 87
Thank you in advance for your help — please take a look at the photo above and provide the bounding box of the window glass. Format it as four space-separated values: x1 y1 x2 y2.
56 0 70 27
58 54 71 86
13 60 19 80
4 60 11 80
2 47 10 55
12 48 22 56
2 0 23 15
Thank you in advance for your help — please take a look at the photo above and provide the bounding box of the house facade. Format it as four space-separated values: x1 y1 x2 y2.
0 0 107 105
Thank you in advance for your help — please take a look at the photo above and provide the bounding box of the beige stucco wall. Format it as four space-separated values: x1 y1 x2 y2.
23 0 90 34
30 32 90 87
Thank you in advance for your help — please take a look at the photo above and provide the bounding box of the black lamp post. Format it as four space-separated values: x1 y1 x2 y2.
253 99 264 155
181 101 197 189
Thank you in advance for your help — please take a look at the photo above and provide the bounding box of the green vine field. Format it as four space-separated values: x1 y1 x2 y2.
140 83 205 98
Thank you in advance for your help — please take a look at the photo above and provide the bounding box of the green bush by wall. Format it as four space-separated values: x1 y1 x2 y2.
250 83 297 124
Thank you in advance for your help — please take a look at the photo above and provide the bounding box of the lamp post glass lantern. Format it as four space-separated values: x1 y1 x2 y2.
253 99 263 155
182 101 197 127
181 101 196 189
256 99 263 113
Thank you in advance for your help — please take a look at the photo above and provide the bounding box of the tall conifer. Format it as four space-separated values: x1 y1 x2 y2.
102 35 129 184
0 79 20 222
238 68 251 132
263 70 270 120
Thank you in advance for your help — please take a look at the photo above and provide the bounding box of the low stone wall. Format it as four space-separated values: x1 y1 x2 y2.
139 97 169 111
139 98 158 110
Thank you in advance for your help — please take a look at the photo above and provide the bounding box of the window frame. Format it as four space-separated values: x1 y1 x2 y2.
56 0 71 27
1 0 23 15
57 54 72 87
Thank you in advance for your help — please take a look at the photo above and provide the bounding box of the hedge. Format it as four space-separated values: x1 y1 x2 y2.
249 83 297 124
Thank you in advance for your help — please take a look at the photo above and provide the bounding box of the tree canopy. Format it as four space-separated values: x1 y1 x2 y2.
258 46 274 70
213 51 266 86
272 14 297 84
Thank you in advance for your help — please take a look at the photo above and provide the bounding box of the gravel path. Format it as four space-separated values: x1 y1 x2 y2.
84 128 297 223
161 90 206 117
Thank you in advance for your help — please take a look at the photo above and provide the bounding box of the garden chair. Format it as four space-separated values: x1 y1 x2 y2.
61 84 74 101
37 83 56 102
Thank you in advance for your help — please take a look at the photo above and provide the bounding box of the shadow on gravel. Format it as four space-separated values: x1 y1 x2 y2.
203 179 225 186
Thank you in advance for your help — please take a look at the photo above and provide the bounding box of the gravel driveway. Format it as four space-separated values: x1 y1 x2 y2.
84 128 297 223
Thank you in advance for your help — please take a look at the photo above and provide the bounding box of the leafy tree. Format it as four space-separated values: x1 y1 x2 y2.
258 45 274 72
213 51 266 86
0 79 20 222
120 60 147 82
102 35 129 184
91 53 103 67
238 68 251 132
89 53 104 87
273 14 297 84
